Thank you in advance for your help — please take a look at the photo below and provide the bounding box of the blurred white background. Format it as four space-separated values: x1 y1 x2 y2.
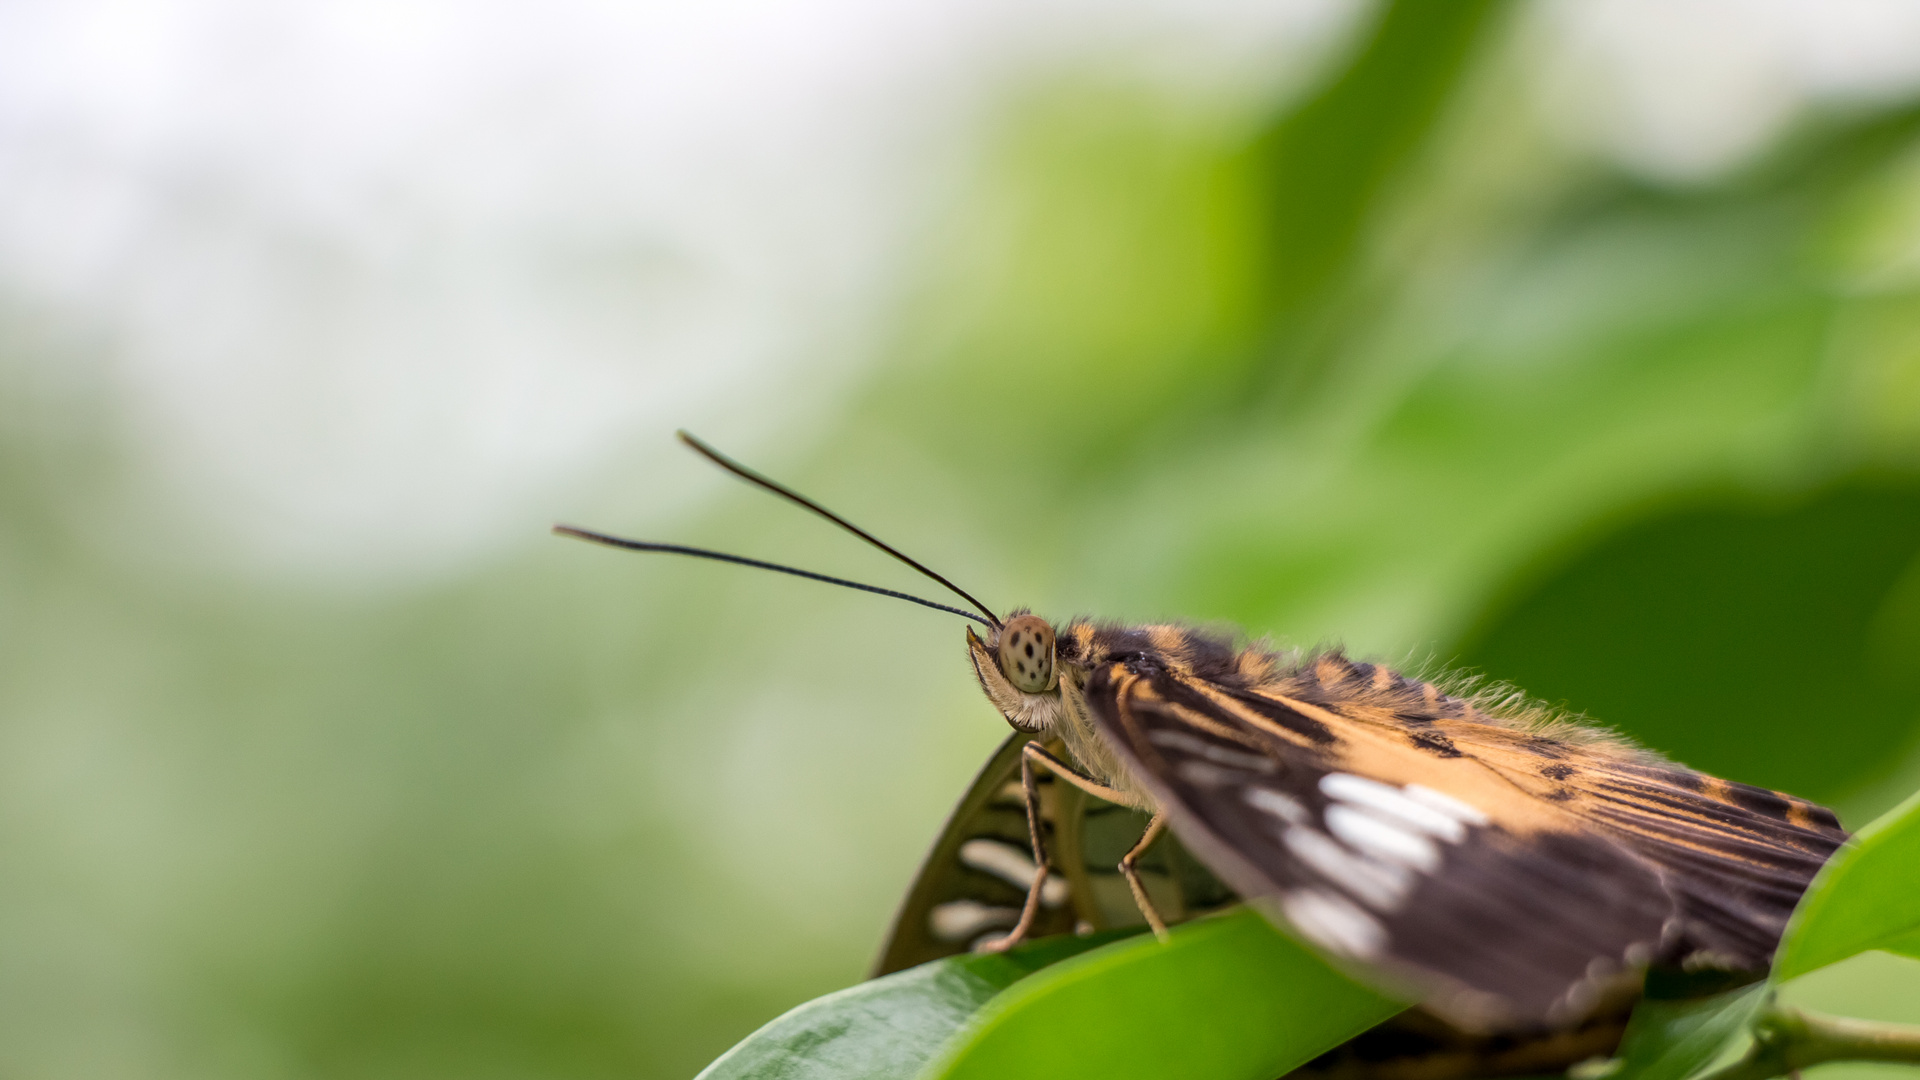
0 0 1357 580
4 0 1918 579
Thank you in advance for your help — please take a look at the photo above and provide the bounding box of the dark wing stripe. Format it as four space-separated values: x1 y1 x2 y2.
1583 787 1816 855
1795 800 1843 832
1588 778 1816 842
1609 764 1844 835
1151 673 1340 748
1592 816 1829 892
1217 686 1341 745
1587 805 1818 866
1720 782 1792 819
1145 690 1283 754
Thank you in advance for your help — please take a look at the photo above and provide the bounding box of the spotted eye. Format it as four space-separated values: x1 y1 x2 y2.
996 615 1055 693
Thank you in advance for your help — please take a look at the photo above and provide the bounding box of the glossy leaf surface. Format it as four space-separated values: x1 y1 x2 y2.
696 932 1131 1080
1610 985 1768 1080
920 907 1405 1080
1775 788 1920 981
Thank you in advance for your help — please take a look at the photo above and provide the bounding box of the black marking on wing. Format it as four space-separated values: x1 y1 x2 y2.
1518 737 1567 759
1084 662 1677 1031
1411 730 1464 758
1104 646 1340 748
1200 683 1341 746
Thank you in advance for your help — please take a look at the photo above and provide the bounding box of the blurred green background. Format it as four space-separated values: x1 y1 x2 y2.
5 1 1920 1078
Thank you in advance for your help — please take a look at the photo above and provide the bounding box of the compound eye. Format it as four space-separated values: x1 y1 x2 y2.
997 615 1056 693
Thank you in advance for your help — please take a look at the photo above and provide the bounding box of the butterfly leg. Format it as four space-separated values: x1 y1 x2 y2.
1018 747 1175 941
979 743 1135 953
1119 813 1171 943
977 747 1053 953
1019 742 1130 803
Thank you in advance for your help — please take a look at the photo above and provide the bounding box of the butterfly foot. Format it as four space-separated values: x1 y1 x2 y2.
976 862 1050 953
1120 813 1172 943
974 933 1017 955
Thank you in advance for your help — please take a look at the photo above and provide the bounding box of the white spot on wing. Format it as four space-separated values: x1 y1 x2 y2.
1320 772 1469 842
930 900 1018 942
1325 805 1441 871
1177 760 1237 788
1244 787 1308 824
1559 976 1603 1018
1403 783 1491 826
1284 826 1412 909
1280 889 1385 958
959 839 1068 907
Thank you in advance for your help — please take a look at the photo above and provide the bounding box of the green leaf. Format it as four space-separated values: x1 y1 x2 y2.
1881 928 1920 963
1611 984 1769 1080
1456 486 1920 803
918 907 1405 1080
1250 0 1504 325
1775 786 1920 982
695 932 1134 1080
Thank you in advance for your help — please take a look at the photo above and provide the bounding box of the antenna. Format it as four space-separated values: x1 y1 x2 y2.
674 431 1002 628
551 525 994 627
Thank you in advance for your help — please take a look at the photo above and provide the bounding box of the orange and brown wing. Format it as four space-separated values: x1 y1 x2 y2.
1076 648 1843 1032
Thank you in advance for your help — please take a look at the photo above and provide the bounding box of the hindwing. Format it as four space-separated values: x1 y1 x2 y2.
873 731 1235 976
1074 637 1847 1031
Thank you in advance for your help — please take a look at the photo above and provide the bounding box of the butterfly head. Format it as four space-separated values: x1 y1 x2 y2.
965 612 1070 733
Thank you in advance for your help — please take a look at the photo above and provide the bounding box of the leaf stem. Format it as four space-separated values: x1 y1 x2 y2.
1695 1006 1920 1080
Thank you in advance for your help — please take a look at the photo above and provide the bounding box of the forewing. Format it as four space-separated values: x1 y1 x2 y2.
1081 656 1677 1031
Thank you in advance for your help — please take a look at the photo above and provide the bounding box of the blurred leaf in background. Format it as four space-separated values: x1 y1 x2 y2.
4 1 1920 1079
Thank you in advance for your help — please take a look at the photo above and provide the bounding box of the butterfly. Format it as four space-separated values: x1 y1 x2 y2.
557 433 1848 1037
865 729 1646 1080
